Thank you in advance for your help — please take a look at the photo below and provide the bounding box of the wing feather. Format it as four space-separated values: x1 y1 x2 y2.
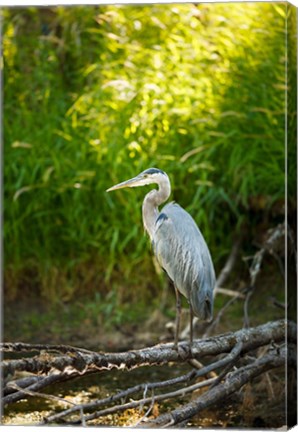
153 202 215 319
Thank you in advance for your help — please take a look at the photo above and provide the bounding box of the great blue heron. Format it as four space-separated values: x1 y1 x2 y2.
107 168 216 346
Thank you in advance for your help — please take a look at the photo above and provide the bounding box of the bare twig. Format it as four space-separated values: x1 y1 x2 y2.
133 392 155 426
0 342 95 355
269 296 286 310
203 288 244 338
265 372 275 399
3 375 44 396
243 286 255 329
68 376 216 425
7 381 76 407
215 237 242 289
188 359 217 378
3 372 74 405
6 382 87 426
213 287 245 299
209 340 243 389
243 247 265 328
264 223 285 254
287 223 297 268
248 249 265 286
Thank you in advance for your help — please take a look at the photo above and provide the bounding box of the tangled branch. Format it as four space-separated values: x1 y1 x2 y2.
1 319 295 426
142 344 295 428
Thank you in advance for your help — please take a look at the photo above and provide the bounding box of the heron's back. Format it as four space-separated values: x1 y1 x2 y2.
153 202 215 320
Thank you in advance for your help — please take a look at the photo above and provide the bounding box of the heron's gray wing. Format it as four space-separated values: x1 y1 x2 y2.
153 202 215 319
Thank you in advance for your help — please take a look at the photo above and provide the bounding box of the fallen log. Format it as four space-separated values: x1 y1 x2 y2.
2 319 292 381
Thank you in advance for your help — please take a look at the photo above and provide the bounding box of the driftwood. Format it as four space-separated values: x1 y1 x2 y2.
1 319 296 427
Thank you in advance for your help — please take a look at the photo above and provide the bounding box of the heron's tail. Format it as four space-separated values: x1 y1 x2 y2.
190 283 214 322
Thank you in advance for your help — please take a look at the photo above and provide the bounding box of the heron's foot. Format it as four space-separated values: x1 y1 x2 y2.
172 341 179 351
173 340 191 359
189 340 195 357
188 332 195 354
172 341 184 357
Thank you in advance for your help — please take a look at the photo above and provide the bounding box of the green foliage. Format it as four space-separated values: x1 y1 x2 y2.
3 3 287 304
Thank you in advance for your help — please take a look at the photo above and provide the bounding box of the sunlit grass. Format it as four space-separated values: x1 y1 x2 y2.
3 3 287 303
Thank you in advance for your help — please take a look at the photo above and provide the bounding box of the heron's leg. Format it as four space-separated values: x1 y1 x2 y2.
174 286 181 348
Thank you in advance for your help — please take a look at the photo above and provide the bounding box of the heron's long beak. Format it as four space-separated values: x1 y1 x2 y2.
106 175 143 192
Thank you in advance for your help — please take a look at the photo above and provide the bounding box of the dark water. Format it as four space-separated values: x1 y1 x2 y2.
2 361 286 428
3 363 194 426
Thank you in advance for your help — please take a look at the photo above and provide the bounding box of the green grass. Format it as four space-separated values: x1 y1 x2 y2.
3 3 288 305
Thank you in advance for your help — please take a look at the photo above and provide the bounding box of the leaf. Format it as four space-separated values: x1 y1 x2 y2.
11 141 32 149
42 167 55 183
13 186 34 201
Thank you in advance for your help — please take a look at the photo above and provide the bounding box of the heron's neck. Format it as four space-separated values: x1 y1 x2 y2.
142 176 171 239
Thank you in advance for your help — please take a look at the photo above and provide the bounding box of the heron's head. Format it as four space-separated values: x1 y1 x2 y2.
106 168 168 192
